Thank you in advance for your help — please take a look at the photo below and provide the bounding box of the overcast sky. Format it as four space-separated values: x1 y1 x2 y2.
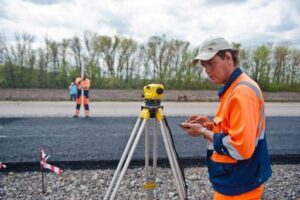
1 0 300 48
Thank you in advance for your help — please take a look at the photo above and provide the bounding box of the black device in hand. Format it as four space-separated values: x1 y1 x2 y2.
177 123 190 129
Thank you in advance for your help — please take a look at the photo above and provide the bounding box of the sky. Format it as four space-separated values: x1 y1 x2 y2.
1 0 300 48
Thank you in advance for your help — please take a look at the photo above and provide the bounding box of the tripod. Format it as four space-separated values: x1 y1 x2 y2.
104 100 188 200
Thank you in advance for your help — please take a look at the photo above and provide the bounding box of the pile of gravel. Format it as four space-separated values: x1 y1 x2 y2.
1 164 299 200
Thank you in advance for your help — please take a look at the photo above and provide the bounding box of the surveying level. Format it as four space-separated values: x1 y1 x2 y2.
142 84 164 102
104 84 188 200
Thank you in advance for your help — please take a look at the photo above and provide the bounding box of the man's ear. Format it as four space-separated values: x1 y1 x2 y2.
225 51 232 60
225 51 233 64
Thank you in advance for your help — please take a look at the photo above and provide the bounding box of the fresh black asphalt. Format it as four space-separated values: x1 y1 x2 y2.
0 117 299 170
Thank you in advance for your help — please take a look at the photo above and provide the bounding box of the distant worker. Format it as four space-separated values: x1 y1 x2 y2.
73 75 91 118
69 82 77 101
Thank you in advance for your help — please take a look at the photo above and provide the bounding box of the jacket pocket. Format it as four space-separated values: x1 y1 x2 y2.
207 157 235 178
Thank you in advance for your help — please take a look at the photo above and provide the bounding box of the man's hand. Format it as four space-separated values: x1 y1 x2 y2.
186 115 213 130
180 122 203 137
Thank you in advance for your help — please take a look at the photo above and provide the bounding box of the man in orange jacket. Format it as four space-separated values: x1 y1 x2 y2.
73 75 91 118
180 37 272 200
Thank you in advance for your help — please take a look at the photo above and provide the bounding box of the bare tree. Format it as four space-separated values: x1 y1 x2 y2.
147 35 171 82
137 45 151 81
13 33 35 68
169 39 192 85
273 43 290 84
70 36 83 70
289 48 300 86
45 39 60 72
252 44 272 89
96 35 120 77
56 39 71 87
83 31 101 81
0 34 11 63
117 37 138 81
239 47 252 75
37 47 48 87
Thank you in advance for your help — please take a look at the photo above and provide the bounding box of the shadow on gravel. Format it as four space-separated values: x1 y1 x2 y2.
2 155 300 173
0 117 23 125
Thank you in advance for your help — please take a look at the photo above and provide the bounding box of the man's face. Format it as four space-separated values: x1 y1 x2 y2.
200 53 231 84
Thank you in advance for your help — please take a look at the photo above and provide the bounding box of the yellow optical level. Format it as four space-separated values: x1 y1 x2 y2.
143 84 164 100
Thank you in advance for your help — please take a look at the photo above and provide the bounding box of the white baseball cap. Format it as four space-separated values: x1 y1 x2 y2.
192 37 233 65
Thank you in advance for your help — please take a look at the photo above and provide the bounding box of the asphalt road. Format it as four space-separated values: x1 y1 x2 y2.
0 116 299 164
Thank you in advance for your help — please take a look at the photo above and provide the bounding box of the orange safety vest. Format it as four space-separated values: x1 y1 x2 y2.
207 68 271 197
211 73 265 163
75 77 91 90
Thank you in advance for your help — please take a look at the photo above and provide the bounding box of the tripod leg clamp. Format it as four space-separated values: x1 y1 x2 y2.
139 108 150 119
143 182 157 190
155 108 164 120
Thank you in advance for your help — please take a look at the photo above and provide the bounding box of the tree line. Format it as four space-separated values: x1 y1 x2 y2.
0 32 299 91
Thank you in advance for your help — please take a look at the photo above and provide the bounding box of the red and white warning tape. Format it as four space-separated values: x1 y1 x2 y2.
40 148 63 175
0 162 6 169
40 160 63 175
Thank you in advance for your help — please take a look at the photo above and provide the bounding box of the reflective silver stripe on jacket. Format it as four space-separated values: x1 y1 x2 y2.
233 81 265 145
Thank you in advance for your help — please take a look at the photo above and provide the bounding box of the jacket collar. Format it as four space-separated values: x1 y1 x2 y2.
218 67 243 98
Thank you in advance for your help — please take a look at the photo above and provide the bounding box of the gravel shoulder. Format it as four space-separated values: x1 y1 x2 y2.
1 164 299 200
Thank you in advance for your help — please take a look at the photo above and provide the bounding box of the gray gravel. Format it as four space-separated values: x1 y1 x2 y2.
1 164 299 200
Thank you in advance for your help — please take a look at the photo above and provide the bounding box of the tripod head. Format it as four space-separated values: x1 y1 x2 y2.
142 84 164 107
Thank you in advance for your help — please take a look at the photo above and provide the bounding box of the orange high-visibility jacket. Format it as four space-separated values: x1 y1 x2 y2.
75 77 91 90
207 68 272 196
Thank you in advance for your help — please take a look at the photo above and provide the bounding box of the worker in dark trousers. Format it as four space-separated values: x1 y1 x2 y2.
73 75 91 118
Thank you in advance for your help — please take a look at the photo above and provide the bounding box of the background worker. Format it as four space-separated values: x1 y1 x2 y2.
180 37 272 200
73 74 91 118
69 82 77 101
